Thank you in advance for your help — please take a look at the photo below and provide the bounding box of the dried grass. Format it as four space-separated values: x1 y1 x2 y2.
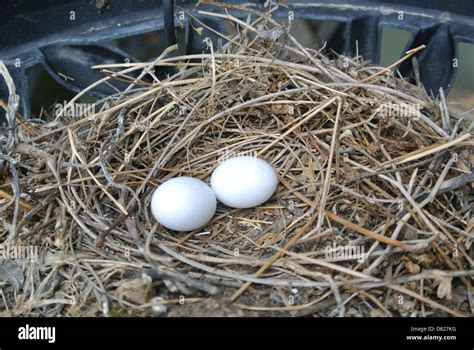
0 3 473 317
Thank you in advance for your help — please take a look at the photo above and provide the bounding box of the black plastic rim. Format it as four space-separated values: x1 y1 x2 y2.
1 0 474 122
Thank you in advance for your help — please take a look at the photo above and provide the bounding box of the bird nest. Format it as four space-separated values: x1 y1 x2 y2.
0 3 473 317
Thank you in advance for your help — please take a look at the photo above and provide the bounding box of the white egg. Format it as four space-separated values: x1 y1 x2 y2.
211 156 278 208
150 177 216 231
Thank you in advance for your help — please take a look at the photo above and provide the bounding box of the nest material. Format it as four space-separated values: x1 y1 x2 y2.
0 3 473 317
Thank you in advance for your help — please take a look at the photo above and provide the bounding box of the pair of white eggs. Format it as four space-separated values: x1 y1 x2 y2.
150 156 278 231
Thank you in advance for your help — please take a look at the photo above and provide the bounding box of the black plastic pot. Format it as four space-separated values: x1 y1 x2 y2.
1 0 473 123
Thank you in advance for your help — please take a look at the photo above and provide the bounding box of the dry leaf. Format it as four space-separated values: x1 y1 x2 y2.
436 276 453 300
269 104 294 115
116 274 152 304
403 258 421 274
267 77 285 92
257 27 286 42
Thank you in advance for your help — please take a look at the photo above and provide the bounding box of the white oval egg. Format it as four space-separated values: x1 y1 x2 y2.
150 177 216 231
211 156 278 209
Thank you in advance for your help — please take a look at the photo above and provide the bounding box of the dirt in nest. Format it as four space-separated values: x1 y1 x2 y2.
166 298 257 317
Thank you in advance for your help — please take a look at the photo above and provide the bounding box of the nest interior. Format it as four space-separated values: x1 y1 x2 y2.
0 3 473 317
